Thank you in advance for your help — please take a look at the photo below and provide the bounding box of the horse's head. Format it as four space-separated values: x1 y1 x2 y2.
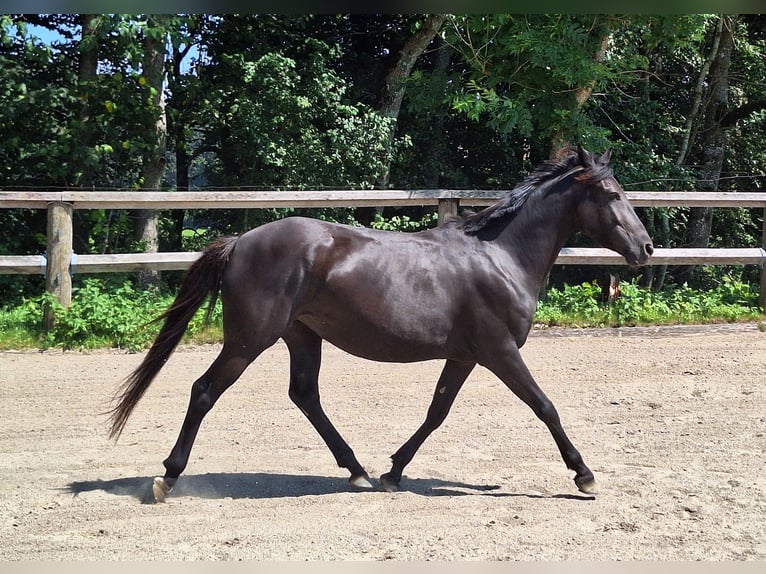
573 146 654 267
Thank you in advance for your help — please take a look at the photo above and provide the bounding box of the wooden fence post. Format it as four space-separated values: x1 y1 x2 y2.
761 206 766 311
44 201 73 330
437 198 459 226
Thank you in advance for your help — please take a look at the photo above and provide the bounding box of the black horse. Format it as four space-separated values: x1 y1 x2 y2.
109 146 653 502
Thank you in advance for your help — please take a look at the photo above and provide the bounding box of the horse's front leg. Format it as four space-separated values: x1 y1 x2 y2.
481 341 597 495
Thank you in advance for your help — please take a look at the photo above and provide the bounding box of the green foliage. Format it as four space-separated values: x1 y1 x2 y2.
0 19 81 187
2 13 766 310
370 211 438 232
0 278 222 352
446 14 622 144
40 280 166 350
0 15 169 190
190 19 394 190
180 226 221 251
536 282 604 325
0 301 43 348
0 275 760 351
536 275 763 328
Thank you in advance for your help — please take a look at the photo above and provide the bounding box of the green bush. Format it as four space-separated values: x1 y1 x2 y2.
0 278 222 352
370 212 438 232
0 274 761 351
536 274 763 328
39 279 168 351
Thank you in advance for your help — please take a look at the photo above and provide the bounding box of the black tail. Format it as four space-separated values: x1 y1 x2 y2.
107 236 239 440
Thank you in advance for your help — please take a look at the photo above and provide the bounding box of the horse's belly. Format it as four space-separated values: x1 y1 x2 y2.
296 315 450 363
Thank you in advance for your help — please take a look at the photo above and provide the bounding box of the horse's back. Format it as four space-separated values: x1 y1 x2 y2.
220 217 478 361
231 215 449 273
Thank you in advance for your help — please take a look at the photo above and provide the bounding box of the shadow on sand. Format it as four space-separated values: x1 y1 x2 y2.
66 472 595 504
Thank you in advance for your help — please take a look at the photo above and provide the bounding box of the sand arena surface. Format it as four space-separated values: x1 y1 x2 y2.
1 323 764 560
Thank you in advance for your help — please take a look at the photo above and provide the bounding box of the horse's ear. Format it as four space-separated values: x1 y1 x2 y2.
598 148 613 165
577 144 595 168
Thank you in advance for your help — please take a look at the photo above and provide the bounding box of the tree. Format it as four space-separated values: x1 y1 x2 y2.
191 16 393 190
590 15 766 289
163 15 202 251
133 16 170 288
446 15 622 159
2 13 766 307
0 15 83 188
375 14 446 188
684 15 736 253
77 14 99 190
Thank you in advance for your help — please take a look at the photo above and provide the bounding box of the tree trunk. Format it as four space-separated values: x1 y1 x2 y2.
550 27 612 157
73 14 99 254
376 14 447 189
164 145 187 252
423 34 451 189
135 20 168 289
676 17 724 168
685 16 736 252
165 39 194 252
78 13 98 190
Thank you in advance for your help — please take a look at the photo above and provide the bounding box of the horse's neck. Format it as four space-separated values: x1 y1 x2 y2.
499 192 575 286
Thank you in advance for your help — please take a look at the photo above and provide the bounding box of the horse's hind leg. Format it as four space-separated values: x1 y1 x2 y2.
380 360 475 492
151 343 266 502
283 322 372 488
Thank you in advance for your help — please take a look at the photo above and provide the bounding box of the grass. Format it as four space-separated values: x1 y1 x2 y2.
0 275 763 352
535 276 765 329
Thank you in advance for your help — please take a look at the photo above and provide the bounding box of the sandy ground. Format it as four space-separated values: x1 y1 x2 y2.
1 323 764 561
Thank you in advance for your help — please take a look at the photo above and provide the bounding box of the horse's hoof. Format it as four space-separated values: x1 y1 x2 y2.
152 476 174 503
575 475 598 495
349 474 373 489
379 474 400 493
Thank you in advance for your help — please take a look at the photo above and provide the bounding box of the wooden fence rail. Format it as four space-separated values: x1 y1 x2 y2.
1 190 765 312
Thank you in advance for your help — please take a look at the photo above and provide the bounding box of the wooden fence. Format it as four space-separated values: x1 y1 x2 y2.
1 189 765 314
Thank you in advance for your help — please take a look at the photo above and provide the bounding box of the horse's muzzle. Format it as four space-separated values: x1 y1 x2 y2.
633 242 654 266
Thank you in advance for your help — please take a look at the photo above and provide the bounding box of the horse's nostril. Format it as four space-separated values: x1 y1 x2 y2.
645 243 655 256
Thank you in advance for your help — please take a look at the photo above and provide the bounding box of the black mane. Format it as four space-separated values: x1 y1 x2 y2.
458 147 613 236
